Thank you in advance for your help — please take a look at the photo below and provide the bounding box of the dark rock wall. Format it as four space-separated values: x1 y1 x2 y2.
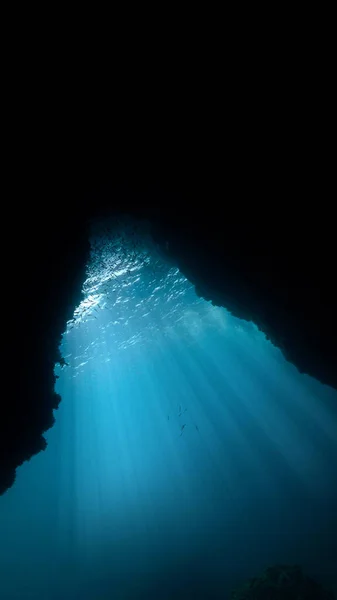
0 203 90 495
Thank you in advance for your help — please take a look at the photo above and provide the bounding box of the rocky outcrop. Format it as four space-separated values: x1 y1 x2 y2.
230 564 335 599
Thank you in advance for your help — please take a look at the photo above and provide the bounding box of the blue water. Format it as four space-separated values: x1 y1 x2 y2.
1 223 336 599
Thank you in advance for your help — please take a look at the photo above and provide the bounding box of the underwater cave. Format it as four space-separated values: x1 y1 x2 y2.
0 212 336 599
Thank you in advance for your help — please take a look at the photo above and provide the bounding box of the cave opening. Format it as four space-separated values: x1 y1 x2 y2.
0 216 336 599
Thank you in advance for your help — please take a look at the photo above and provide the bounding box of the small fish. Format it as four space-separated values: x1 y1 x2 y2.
180 424 186 436
195 425 199 432
167 415 169 420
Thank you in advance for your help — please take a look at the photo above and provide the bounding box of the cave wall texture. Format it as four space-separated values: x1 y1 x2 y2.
1 178 336 495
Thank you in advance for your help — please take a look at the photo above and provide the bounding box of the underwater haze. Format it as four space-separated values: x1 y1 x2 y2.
0 219 336 599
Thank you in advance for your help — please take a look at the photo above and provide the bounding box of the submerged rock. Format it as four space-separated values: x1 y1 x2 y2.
230 564 335 599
